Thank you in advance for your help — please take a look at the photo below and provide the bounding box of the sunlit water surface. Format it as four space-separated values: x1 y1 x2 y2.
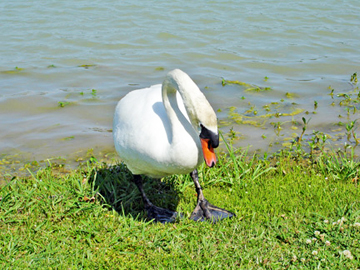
0 0 359 171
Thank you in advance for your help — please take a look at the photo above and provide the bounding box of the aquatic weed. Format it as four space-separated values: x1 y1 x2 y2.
58 101 71 107
350 72 358 84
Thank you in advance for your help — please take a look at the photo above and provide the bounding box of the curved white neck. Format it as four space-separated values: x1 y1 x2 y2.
161 69 218 144
162 79 197 144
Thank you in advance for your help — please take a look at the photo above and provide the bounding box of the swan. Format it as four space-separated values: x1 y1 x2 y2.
113 69 234 222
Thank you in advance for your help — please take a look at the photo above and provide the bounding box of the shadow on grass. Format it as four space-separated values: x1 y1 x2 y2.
91 163 182 221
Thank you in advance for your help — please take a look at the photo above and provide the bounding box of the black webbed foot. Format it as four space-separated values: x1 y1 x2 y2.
190 198 235 223
189 170 235 223
145 203 182 223
133 175 183 223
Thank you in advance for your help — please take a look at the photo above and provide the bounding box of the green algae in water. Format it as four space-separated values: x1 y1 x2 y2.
222 79 251 88
245 86 272 92
62 136 75 141
351 72 358 84
58 101 71 107
222 103 305 130
1 66 25 74
78 64 96 69
285 92 300 99
221 78 272 92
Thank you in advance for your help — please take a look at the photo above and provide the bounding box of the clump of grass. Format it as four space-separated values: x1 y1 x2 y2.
1 140 360 268
317 149 360 182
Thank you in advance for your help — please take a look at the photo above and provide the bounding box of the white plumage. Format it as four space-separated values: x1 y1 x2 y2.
113 69 217 178
113 69 234 223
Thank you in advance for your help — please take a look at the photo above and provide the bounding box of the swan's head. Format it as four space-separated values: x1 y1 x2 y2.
199 123 218 168
192 103 218 168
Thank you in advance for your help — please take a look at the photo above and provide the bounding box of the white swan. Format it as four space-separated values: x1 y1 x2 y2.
113 69 234 222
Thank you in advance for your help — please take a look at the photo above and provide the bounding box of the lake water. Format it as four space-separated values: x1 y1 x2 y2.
1 0 360 170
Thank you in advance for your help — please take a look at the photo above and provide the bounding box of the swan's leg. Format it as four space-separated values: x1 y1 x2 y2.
133 175 179 223
189 169 235 223
133 175 152 207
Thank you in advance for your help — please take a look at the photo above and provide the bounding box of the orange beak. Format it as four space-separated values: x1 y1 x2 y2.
200 138 217 167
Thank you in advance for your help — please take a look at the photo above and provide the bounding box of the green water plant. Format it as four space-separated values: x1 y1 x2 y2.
314 100 318 110
271 121 283 136
227 127 241 143
350 72 358 84
345 120 360 147
62 136 75 141
221 78 272 92
58 101 71 107
298 117 310 143
285 92 299 99
78 64 96 69
1 66 24 74
221 78 252 88
308 131 328 158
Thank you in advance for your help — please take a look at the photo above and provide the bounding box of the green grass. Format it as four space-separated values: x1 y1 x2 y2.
1 146 360 269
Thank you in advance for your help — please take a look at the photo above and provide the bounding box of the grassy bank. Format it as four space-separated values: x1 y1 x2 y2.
1 144 360 269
